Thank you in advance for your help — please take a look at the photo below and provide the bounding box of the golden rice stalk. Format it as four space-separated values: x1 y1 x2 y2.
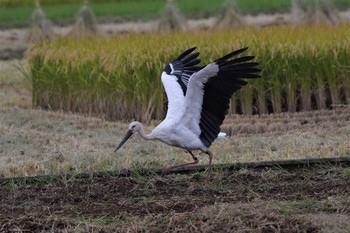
27 26 350 120
158 0 188 32
216 0 245 29
29 0 53 42
71 0 98 36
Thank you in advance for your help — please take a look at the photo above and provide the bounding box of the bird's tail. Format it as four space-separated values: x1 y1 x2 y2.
217 132 227 138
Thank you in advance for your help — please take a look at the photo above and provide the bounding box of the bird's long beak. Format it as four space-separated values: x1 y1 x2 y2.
115 130 133 152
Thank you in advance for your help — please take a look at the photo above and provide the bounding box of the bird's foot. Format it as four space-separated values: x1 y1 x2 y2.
204 174 211 185
161 166 172 176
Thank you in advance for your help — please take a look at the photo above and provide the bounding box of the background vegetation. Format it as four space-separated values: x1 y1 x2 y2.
27 25 350 122
1 0 350 28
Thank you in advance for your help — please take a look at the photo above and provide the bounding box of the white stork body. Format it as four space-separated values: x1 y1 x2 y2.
115 47 261 183
155 64 218 150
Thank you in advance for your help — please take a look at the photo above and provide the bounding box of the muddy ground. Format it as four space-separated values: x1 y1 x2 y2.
1 163 350 232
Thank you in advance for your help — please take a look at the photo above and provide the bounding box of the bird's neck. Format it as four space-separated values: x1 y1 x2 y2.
137 125 154 140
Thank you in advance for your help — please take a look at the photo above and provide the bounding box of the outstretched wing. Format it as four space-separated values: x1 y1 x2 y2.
163 47 202 95
161 47 202 119
183 47 261 147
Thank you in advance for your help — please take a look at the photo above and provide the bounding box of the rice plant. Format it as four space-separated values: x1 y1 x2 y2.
70 0 98 36
157 0 187 32
215 0 245 29
29 0 53 42
306 0 340 25
292 0 341 25
27 25 350 121
291 0 307 25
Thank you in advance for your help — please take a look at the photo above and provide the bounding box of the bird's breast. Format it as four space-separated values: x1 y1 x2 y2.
152 119 206 150
159 129 205 150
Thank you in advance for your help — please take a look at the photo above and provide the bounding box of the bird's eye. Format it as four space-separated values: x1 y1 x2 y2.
131 125 136 129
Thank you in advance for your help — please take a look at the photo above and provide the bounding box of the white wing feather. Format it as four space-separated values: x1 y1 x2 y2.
161 72 185 119
181 63 219 136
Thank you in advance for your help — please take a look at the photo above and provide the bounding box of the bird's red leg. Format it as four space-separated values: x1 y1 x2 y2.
161 150 199 176
204 151 213 185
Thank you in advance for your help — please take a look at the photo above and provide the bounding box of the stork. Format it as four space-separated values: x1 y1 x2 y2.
115 47 261 183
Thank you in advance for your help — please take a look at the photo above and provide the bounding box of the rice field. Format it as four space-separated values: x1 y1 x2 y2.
1 0 350 28
27 25 350 121
0 0 278 28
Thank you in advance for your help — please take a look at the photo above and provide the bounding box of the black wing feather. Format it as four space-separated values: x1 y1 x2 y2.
220 56 255 68
165 47 203 95
174 47 197 61
214 47 249 63
182 52 200 64
199 48 261 147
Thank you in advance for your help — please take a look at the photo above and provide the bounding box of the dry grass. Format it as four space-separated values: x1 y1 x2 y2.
29 1 53 42
216 0 245 29
158 0 187 32
1 60 349 178
71 1 98 36
1 105 349 178
306 0 341 25
292 0 341 25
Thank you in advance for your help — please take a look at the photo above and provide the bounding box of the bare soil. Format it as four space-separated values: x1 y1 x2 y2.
1 164 349 232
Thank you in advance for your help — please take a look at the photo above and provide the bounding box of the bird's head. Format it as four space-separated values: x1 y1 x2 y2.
128 121 142 133
115 121 141 152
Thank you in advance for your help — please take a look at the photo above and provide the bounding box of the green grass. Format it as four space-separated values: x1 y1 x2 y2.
1 0 350 28
27 25 350 121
